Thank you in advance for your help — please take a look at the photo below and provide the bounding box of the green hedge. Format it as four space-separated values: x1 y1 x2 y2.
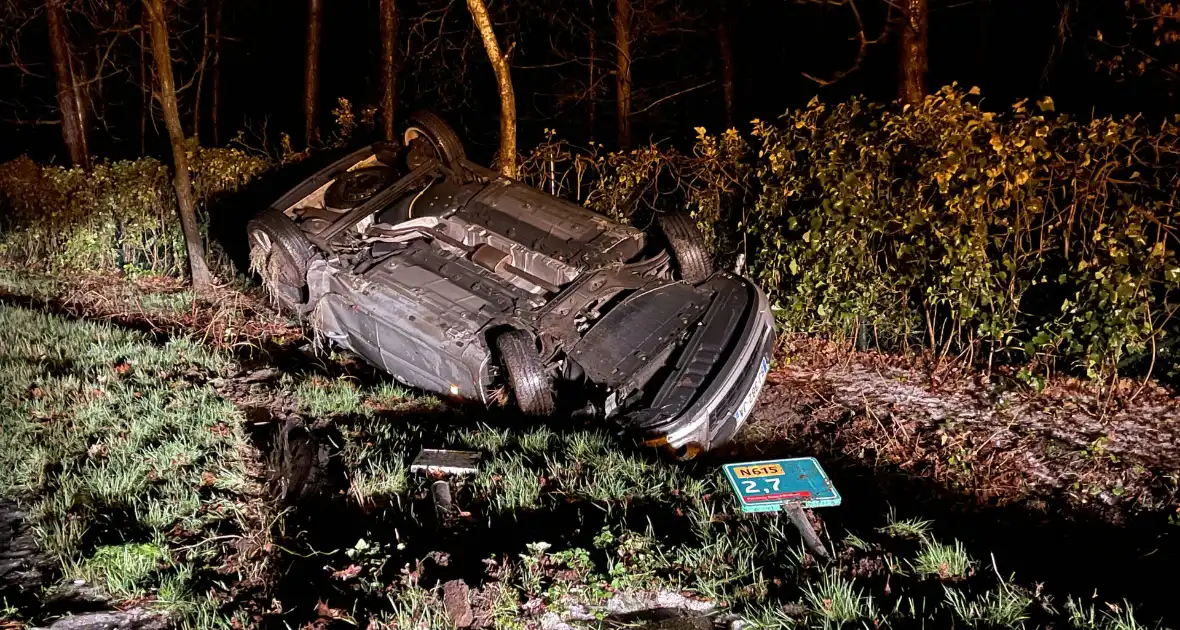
0 143 270 277
522 87 1180 377
747 87 1180 377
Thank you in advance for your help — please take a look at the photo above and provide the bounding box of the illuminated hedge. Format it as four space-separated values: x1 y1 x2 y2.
522 87 1180 377
748 87 1180 378
0 143 270 278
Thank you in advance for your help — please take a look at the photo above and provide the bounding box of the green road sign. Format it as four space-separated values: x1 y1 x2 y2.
722 457 841 514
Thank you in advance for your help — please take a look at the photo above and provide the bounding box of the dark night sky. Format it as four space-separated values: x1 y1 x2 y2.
0 0 1172 166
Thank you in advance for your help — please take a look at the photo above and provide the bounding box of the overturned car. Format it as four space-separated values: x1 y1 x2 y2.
248 112 774 455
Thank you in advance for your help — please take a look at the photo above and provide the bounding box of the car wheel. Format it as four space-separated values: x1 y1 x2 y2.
658 212 713 284
403 110 467 167
496 330 555 417
248 209 315 314
324 165 398 210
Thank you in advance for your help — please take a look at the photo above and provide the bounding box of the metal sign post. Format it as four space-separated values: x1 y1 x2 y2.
411 449 481 521
722 457 841 559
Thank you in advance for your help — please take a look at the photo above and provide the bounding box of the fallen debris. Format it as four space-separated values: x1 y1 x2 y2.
33 609 169 630
442 579 474 627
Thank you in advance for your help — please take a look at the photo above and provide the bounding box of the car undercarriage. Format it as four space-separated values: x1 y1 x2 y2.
248 112 774 455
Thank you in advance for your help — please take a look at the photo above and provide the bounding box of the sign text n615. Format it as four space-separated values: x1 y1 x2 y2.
732 463 784 479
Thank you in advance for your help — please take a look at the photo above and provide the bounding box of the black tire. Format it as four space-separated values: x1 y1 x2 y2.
403 110 467 166
247 209 315 314
658 212 713 284
496 330 555 417
324 165 398 210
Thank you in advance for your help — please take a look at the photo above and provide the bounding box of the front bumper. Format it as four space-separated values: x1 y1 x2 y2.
628 273 776 453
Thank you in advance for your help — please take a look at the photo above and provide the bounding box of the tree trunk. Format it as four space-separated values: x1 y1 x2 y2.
145 0 215 291
614 0 632 149
139 10 149 155
71 49 90 147
304 0 323 146
717 0 735 129
899 0 928 105
379 0 398 141
588 23 597 136
45 0 90 168
192 0 210 143
211 0 222 145
466 0 517 178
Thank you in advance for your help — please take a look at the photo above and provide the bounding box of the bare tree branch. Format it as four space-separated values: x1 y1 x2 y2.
801 0 893 87
631 79 713 114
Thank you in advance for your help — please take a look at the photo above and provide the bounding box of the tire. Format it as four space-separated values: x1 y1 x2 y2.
324 165 398 210
403 110 467 166
657 212 713 284
247 209 315 314
496 330 555 417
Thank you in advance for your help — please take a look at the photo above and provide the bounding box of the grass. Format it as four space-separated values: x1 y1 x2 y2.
0 268 63 298
339 413 421 506
0 269 195 322
476 453 544 513
0 302 251 622
350 455 409 505
944 582 1032 628
843 533 873 552
366 381 416 410
910 538 974 580
366 564 456 630
802 570 873 627
1066 599 1151 630
133 289 197 315
335 415 1162 628
74 542 166 600
298 375 437 419
0 277 1164 630
297 377 364 416
515 425 554 455
461 423 514 453
740 603 797 629
878 507 933 539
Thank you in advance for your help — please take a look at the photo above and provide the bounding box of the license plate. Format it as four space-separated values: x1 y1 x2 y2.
723 457 842 513
733 356 770 423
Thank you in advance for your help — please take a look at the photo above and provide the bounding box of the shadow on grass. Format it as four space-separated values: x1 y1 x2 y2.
0 285 307 377
721 437 1180 628
249 402 706 630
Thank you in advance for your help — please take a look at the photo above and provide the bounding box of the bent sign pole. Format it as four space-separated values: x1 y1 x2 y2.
723 457 841 559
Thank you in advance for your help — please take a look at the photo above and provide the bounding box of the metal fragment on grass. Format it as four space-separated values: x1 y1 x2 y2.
411 448 481 476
